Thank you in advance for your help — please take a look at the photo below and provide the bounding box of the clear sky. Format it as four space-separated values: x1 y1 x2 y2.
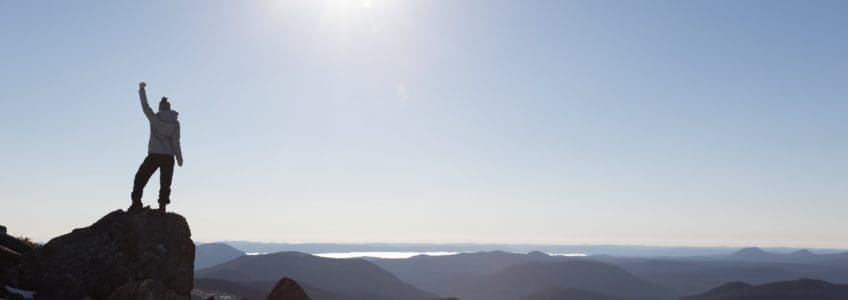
1 1 846 248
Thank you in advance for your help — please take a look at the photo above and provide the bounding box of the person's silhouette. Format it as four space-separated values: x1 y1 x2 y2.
129 82 183 213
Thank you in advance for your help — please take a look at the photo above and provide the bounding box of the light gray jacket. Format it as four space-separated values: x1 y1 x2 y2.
139 89 183 165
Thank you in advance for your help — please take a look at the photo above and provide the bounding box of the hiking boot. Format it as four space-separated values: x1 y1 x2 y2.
128 201 143 213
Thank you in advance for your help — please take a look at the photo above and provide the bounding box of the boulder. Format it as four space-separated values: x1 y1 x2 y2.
1 229 34 292
1 244 22 283
267 277 310 300
14 207 194 299
109 278 184 300
0 232 33 259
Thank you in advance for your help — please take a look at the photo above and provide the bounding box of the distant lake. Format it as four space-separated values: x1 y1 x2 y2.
314 251 459 259
243 251 589 258
316 251 588 259
550 253 588 257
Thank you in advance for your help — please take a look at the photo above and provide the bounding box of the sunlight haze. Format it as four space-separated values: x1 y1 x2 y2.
1 0 846 248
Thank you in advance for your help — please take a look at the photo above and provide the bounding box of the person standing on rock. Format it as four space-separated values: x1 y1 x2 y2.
130 81 183 213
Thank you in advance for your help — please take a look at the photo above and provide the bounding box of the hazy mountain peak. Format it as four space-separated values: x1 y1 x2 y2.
195 242 246 270
527 250 550 257
708 281 752 294
790 249 815 256
683 278 848 300
732 247 770 256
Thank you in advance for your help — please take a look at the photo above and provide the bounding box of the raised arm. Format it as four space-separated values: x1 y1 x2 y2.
173 124 183 167
138 82 155 121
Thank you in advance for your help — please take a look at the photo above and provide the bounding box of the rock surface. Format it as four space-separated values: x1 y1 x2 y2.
266 277 310 300
1 229 35 291
109 278 185 300
12 207 195 299
0 230 34 259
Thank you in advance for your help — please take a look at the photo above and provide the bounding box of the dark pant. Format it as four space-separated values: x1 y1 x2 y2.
131 153 175 205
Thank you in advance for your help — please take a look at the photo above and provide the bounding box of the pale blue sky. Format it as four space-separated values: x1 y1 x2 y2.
1 1 846 247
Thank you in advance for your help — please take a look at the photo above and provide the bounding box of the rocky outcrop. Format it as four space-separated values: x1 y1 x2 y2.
109 278 186 299
192 278 269 300
0 229 34 260
9 207 194 299
266 277 310 300
1 246 22 294
1 228 35 290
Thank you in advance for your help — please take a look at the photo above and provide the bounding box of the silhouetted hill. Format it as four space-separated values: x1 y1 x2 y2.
520 287 623 300
195 278 347 300
616 257 848 296
374 251 574 294
195 242 245 270
196 251 437 300
731 247 770 257
267 277 310 300
242 280 348 300
617 259 803 296
6 208 194 299
681 278 848 300
447 260 673 300
680 281 751 300
790 249 815 257
194 278 269 300
727 247 783 262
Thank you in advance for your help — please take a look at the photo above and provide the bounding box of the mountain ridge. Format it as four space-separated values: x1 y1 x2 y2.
196 251 438 300
682 278 848 300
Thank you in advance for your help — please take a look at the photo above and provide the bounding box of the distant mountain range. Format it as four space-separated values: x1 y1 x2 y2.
719 247 848 264
213 241 848 257
447 260 673 300
619 258 820 295
520 287 623 300
194 250 669 300
191 243 848 300
611 248 848 296
195 243 245 270
373 250 574 294
195 251 440 300
681 279 848 300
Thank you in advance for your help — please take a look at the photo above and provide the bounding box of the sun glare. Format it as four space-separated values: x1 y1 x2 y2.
323 0 374 13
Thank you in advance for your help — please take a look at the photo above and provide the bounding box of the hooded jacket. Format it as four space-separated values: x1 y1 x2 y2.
139 89 183 165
